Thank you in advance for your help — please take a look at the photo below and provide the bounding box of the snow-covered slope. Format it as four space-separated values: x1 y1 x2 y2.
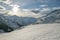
0 23 60 40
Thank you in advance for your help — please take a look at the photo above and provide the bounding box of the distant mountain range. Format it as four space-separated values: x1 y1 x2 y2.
36 9 60 24
0 13 37 32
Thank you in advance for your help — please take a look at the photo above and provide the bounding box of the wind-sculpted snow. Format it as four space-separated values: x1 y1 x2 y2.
0 24 60 40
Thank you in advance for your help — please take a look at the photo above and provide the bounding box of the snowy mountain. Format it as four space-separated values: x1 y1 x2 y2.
0 13 37 32
0 8 60 32
0 1 60 32
36 9 60 24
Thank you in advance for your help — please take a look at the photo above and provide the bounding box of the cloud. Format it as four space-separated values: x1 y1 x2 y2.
40 8 51 12
0 0 12 4
40 5 48 7
6 0 49 7
22 9 30 11
1 0 60 9
52 7 60 10
0 5 6 10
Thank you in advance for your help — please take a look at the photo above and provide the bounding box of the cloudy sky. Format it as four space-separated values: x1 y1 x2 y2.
0 0 60 11
8 0 60 9
0 0 60 17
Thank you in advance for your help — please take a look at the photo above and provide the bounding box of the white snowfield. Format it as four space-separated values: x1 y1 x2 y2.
0 23 60 40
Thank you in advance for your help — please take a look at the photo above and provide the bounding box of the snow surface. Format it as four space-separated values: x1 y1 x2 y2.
0 23 60 40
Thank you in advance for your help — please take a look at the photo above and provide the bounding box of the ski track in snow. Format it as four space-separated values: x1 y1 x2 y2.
0 23 60 40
